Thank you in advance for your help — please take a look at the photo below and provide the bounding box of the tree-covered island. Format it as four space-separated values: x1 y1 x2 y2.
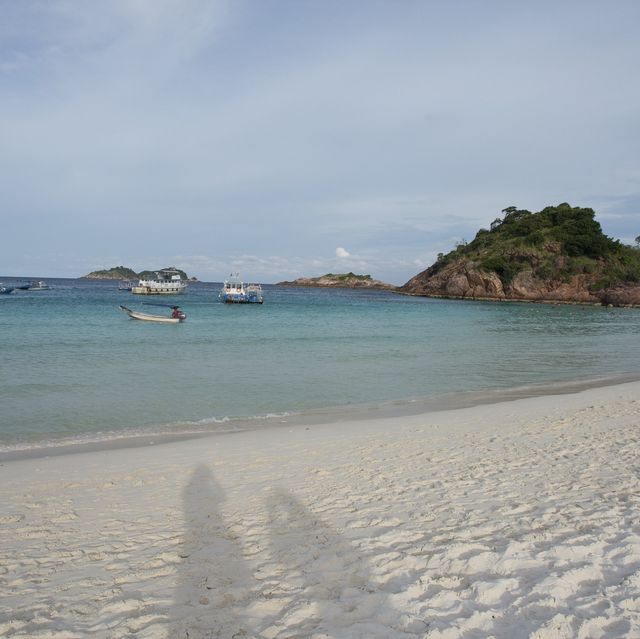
82 266 193 280
400 203 640 306
278 272 396 290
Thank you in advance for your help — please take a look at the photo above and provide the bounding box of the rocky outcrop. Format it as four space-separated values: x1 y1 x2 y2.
401 261 504 299
400 260 640 306
598 285 640 307
278 273 396 290
82 266 138 280
400 204 640 307
83 266 192 281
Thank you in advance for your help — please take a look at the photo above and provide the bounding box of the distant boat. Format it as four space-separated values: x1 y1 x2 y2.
119 304 186 323
0 285 15 295
219 274 264 304
118 280 135 291
27 281 50 291
131 269 187 295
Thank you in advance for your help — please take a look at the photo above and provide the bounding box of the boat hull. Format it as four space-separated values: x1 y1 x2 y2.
220 294 263 304
131 286 185 295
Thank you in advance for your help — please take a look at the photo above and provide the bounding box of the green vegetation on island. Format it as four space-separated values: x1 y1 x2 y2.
82 266 139 280
453 204 638 287
82 266 191 280
278 272 395 289
137 268 190 281
401 203 640 306
323 272 374 282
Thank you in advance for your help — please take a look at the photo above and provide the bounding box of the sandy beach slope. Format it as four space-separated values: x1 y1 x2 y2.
1 382 640 638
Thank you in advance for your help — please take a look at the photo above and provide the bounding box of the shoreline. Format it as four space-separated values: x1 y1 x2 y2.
396 290 640 308
2 380 640 637
3 372 639 462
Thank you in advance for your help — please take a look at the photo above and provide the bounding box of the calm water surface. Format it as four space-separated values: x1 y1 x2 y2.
1 278 640 452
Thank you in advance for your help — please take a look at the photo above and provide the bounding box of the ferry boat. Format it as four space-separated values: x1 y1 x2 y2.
219 274 264 304
131 269 187 295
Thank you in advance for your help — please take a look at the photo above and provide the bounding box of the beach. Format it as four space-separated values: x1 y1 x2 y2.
2 381 640 638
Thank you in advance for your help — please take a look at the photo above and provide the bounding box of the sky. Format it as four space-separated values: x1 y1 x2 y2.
1 1 639 284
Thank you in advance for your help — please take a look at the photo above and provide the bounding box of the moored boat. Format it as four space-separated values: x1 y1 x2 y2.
219 274 264 304
119 304 186 323
131 269 187 295
118 280 135 291
27 280 50 291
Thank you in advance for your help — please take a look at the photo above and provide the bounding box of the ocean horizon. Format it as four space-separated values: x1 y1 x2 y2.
2 276 640 458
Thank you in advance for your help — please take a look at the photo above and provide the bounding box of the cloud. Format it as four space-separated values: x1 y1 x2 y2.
1 2 640 283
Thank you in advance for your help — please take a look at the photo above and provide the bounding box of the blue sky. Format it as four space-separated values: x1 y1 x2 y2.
1 1 639 284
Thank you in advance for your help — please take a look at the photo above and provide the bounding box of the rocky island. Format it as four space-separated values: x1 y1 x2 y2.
82 266 138 280
278 272 396 290
400 203 640 307
82 266 194 281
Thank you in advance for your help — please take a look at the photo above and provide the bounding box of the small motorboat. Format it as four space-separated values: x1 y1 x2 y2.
27 281 50 291
119 304 187 323
118 280 135 291
0 285 15 295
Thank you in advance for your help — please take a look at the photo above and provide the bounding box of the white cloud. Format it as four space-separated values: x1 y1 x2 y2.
335 247 350 258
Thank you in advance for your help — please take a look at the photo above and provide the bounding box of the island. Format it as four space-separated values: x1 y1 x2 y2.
278 272 396 290
400 203 640 307
82 266 194 281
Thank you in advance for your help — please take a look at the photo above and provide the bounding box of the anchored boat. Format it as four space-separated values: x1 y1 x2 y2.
119 304 187 323
219 274 264 304
27 281 50 291
118 280 135 291
2 280 50 293
131 269 187 295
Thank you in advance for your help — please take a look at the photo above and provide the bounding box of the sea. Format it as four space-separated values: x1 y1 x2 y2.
2 277 640 458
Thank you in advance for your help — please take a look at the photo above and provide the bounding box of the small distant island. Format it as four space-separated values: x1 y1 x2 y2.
278 272 396 290
400 203 640 307
82 266 196 281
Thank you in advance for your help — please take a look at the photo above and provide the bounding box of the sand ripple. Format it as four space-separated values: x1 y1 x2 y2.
1 384 640 637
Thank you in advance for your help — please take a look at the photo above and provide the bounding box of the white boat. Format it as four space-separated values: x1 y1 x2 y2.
27 280 50 291
131 269 187 295
118 280 135 291
219 273 264 304
119 305 186 323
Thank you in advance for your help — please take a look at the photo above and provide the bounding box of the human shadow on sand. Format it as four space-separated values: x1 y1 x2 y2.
170 467 399 638
262 488 395 638
169 464 253 639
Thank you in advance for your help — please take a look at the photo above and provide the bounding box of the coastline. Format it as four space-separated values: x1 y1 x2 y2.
2 372 640 462
2 380 640 637
397 290 640 309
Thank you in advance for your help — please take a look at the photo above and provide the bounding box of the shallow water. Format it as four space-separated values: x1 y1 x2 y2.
1 277 640 452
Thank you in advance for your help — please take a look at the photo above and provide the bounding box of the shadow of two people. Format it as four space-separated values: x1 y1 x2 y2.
169 464 383 638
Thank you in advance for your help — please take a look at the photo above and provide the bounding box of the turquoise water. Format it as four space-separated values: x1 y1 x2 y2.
2 278 640 453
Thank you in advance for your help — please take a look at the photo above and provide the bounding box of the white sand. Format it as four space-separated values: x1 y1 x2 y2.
1 382 640 638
